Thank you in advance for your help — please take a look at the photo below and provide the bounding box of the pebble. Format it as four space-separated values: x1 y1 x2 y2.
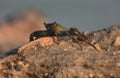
64 48 67 51
116 62 120 67
0 64 3 70
113 52 117 55
89 74 94 78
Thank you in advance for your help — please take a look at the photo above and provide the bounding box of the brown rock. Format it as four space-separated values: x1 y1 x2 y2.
116 62 120 67
86 25 120 51
0 22 120 78
114 36 120 46
37 37 54 47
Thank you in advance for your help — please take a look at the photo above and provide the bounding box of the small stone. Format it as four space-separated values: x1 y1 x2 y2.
45 73 48 76
114 36 120 46
117 51 120 54
14 64 23 71
113 52 117 55
84 32 90 36
38 37 53 47
0 64 3 70
64 48 67 51
89 74 94 78
116 62 120 67
18 61 24 65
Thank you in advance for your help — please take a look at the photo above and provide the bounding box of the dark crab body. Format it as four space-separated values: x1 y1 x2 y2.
29 29 54 41
29 22 98 50
44 22 70 40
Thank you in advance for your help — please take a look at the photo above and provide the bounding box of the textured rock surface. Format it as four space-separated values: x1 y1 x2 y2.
85 25 120 51
0 26 120 78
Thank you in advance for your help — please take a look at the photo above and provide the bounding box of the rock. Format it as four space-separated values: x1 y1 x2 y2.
114 36 120 46
116 62 120 67
89 73 94 78
83 32 90 36
86 25 120 51
0 25 120 78
37 37 53 47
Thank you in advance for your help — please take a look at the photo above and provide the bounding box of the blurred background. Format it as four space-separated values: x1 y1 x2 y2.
0 0 120 53
0 0 120 31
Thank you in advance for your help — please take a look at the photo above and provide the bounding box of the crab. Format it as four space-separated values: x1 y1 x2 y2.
29 22 97 50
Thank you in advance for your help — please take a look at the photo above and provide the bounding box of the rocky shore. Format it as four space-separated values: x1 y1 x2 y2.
0 25 120 78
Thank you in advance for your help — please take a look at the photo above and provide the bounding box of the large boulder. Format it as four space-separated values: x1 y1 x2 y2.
0 25 120 78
